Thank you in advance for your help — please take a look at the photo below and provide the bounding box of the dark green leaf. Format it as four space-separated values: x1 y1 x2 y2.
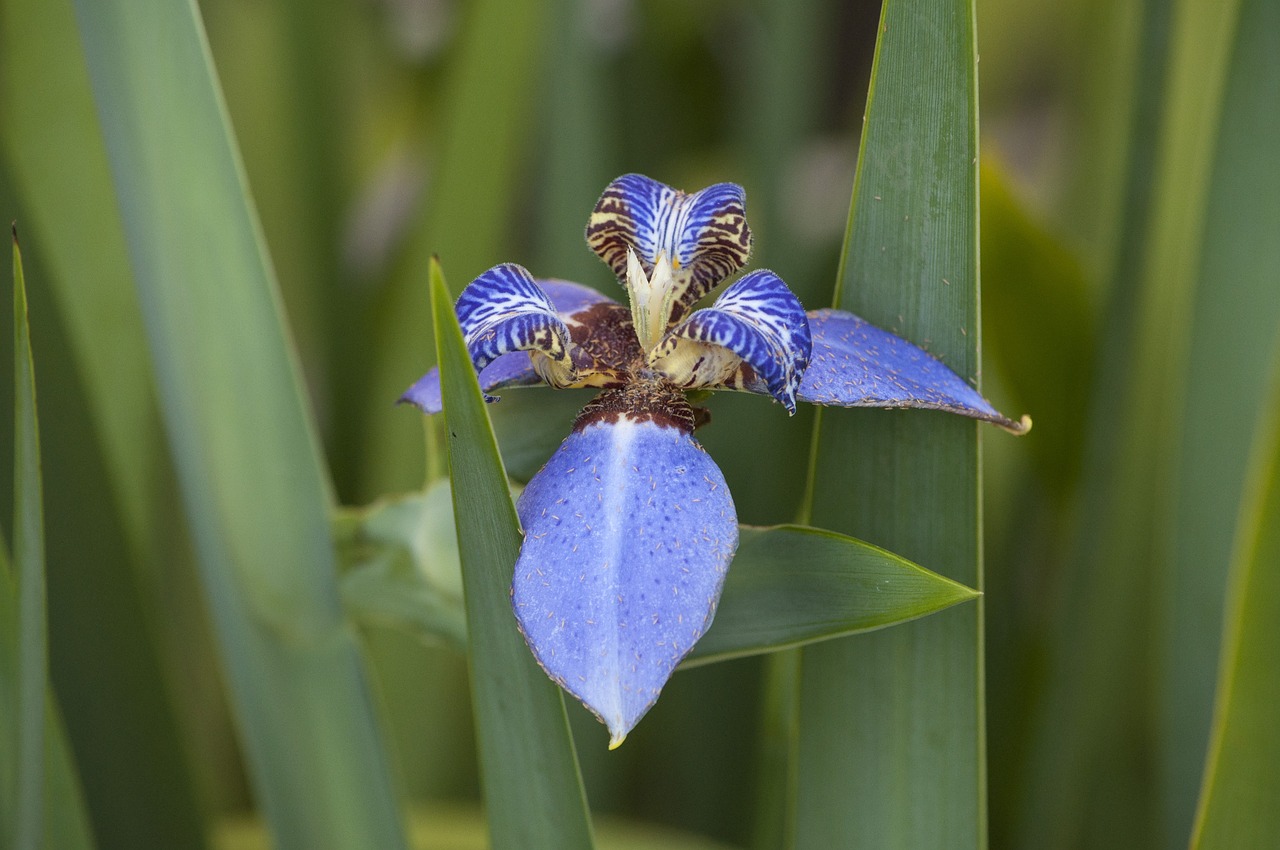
1159 0 1280 838
336 508 976 670
0 3 213 841
795 0 987 845
11 225 46 849
432 258 595 849
1191 347 1280 847
687 526 977 666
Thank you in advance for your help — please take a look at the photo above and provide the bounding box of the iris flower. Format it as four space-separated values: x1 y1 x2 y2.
402 174 1028 747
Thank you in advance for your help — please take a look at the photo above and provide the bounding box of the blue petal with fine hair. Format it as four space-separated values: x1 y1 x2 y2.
586 174 752 309
512 416 738 748
798 309 1031 433
650 270 811 413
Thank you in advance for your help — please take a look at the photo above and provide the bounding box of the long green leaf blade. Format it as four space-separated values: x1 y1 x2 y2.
11 226 46 849
795 0 986 845
1014 0 1252 843
431 259 595 849
1 3 213 841
1158 0 1280 838
1191 350 1280 847
3 231 97 850
338 510 976 667
69 2 407 847
687 526 978 666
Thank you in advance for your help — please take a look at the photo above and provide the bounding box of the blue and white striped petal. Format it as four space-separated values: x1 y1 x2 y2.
455 263 577 393
399 279 632 413
512 394 738 748
798 309 1031 433
649 270 812 414
586 174 752 319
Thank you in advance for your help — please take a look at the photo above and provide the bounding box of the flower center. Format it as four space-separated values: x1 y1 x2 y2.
572 377 700 434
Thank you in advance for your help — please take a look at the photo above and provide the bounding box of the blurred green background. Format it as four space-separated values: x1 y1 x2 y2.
2 0 1278 847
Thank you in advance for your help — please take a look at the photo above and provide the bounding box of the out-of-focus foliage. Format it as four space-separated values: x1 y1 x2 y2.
1 0 1276 846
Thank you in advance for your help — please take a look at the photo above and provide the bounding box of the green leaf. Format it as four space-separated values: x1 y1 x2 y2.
1 231 95 850
687 526 978 666
337 482 468 652
0 0 163 560
337 506 976 669
1158 0 1280 839
431 258 595 849
10 225 46 849
0 3 213 842
794 0 987 845
69 2 408 847
1191 348 1280 847
1013 0 1269 844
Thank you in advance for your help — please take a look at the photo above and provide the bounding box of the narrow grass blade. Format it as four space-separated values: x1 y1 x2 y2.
0 0 163 560
70 2 407 846
686 526 978 666
1191 349 1280 848
794 0 986 845
432 259 595 849
1 550 96 850
1 4 213 842
1159 0 1280 838
11 226 46 849
2 232 96 850
1015 0 1252 844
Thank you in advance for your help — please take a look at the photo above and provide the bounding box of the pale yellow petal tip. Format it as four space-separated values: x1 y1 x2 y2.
997 413 1032 435
608 732 627 750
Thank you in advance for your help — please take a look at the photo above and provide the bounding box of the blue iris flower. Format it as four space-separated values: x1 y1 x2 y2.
402 174 1029 748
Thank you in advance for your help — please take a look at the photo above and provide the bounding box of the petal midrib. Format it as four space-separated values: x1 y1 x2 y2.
598 418 635 734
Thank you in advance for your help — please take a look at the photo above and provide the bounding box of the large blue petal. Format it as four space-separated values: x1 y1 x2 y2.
798 309 1030 433
455 264 575 391
399 279 623 413
512 413 738 747
586 174 752 313
650 270 811 413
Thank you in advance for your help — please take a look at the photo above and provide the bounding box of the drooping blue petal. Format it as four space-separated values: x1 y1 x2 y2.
649 270 812 413
586 174 752 314
512 402 738 748
398 353 543 415
798 309 1031 433
455 263 576 391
